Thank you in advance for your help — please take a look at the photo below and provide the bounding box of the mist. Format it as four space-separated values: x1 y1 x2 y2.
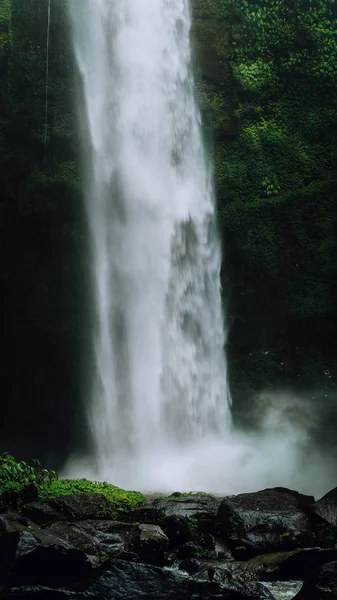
63 389 337 499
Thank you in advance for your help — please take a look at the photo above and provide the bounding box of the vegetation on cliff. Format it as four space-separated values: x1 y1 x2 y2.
192 0 337 397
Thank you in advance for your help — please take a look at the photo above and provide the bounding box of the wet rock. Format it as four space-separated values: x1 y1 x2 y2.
83 559 275 599
179 556 202 575
305 488 337 547
0 559 277 599
49 520 169 566
0 587 79 599
139 524 168 565
178 540 204 559
0 485 38 513
22 493 115 525
193 561 275 599
160 514 194 548
56 520 139 557
248 547 337 581
0 513 100 588
125 494 221 527
216 488 314 559
21 502 68 525
294 560 337 599
313 487 337 528
124 494 223 552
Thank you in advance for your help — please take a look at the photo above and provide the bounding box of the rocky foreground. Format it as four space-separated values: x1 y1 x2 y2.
1 484 337 599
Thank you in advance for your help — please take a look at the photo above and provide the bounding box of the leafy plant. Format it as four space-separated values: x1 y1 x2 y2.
0 454 144 516
0 452 57 494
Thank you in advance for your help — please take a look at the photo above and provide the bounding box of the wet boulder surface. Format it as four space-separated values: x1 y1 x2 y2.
123 493 232 559
294 561 337 599
216 488 315 559
2 486 337 599
22 493 116 525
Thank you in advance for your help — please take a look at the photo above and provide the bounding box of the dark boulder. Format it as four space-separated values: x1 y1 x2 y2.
179 556 203 574
50 520 168 566
192 561 275 599
0 485 38 512
125 494 222 532
123 494 224 555
248 547 337 581
22 493 115 525
0 559 277 600
48 520 139 559
216 488 314 559
294 560 337 599
0 588 79 599
306 487 337 548
83 559 275 600
312 487 337 528
0 513 101 588
138 524 169 565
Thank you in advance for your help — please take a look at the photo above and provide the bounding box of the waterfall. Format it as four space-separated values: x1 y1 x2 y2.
68 0 231 490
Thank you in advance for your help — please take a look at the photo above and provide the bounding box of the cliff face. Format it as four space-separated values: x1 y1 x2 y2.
0 0 336 463
0 0 88 464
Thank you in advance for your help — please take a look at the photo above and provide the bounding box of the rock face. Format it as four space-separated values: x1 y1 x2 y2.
216 488 314 559
0 559 274 600
248 548 337 581
3 486 337 599
294 561 337 599
192 562 275 599
123 493 230 559
313 487 337 527
0 513 100 589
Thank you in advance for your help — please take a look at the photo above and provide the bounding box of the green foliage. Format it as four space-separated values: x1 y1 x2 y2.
192 0 337 391
0 453 57 495
0 454 144 516
0 0 12 52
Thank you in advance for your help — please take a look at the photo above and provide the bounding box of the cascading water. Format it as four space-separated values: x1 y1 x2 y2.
67 0 231 489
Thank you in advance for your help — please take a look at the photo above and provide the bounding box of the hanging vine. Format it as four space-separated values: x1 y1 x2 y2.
44 0 51 148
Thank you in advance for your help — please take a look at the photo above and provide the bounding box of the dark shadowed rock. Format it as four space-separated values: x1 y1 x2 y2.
313 487 337 528
123 494 226 557
0 485 38 513
248 547 337 581
125 494 222 532
22 493 115 524
294 560 337 599
49 520 168 566
306 488 337 547
48 520 139 559
179 556 203 574
192 561 275 599
83 559 275 600
0 588 80 599
0 560 277 600
138 524 169 565
0 513 100 588
216 488 314 559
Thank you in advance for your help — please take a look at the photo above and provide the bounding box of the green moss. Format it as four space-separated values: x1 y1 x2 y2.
169 491 215 498
0 454 144 515
38 478 145 515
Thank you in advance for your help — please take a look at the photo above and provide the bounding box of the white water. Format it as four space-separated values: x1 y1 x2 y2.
68 0 231 486
66 2 337 498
